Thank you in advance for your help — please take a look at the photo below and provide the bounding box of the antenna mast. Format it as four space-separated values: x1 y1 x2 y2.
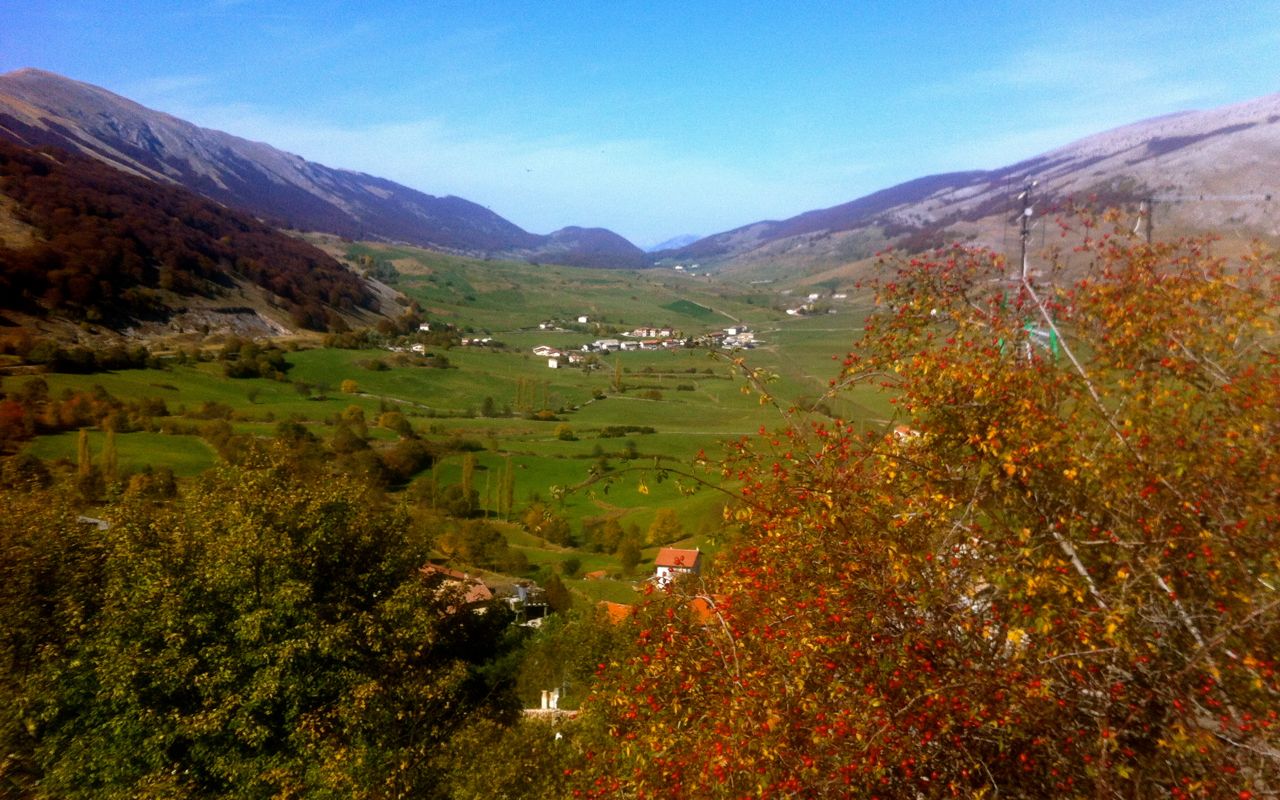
1017 180 1036 282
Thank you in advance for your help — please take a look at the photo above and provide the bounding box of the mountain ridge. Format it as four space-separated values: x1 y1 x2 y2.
659 92 1280 274
0 68 646 268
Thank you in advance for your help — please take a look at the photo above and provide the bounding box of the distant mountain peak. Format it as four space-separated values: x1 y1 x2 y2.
646 234 700 253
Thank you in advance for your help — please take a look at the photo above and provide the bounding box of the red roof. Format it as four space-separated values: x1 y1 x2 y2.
420 563 494 604
655 547 701 570
598 600 634 624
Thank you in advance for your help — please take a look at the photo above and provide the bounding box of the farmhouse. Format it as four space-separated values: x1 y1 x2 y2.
419 563 494 608
654 547 702 587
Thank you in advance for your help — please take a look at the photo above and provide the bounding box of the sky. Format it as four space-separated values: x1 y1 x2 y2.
2 1 1278 248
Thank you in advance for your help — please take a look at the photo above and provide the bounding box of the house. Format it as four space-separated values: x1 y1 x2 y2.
495 581 549 625
532 345 562 358
598 600 634 624
654 547 702 587
418 322 431 332
577 315 590 324
547 357 559 369
419 563 494 607
628 326 676 338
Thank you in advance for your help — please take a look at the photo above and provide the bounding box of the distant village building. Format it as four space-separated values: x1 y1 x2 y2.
577 315 590 324
626 326 675 338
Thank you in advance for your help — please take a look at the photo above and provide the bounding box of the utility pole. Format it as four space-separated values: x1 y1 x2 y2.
1017 180 1036 282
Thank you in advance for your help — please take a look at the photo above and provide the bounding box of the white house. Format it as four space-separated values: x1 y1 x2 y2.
654 547 702 587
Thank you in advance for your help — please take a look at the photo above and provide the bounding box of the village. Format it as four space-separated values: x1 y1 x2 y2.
528 318 758 369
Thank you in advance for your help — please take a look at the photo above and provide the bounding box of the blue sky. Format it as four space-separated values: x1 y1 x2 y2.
3 1 1278 247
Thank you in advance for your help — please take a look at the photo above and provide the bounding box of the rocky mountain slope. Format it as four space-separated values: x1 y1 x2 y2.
658 93 1280 274
0 69 646 268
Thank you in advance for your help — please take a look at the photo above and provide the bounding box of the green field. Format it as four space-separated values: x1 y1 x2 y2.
8 245 887 604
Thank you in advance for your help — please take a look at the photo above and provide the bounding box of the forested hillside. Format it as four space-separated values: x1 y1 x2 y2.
0 140 375 331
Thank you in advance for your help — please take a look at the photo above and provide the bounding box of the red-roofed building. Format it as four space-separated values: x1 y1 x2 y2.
419 563 494 608
654 547 702 587
598 600 634 624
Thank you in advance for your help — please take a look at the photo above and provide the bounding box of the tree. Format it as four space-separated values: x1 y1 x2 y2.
100 424 117 481
75 427 90 477
1 449 519 797
646 507 684 546
500 456 516 521
616 535 642 578
524 503 572 546
573 223 1280 797
543 574 573 614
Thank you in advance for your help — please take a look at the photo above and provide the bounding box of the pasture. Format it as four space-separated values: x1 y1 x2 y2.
8 246 888 603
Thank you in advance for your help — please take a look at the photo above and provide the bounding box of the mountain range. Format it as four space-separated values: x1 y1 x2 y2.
2 68 1278 280
657 93 1280 276
0 69 647 269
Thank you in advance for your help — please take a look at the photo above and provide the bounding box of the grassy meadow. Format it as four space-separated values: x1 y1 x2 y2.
9 244 890 603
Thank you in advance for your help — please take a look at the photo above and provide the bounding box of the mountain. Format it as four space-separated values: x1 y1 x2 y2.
0 138 394 337
646 234 700 253
660 93 1280 275
0 68 646 268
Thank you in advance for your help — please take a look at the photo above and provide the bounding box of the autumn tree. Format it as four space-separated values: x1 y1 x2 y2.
573 221 1280 797
646 507 685 546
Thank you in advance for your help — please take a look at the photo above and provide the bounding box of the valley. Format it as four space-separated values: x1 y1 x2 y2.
2 241 886 608
2 60 1277 798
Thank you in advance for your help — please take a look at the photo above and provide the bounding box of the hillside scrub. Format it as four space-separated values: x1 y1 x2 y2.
572 220 1280 797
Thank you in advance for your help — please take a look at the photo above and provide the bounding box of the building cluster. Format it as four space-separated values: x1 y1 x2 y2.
783 291 848 317
532 324 757 367
419 563 550 626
